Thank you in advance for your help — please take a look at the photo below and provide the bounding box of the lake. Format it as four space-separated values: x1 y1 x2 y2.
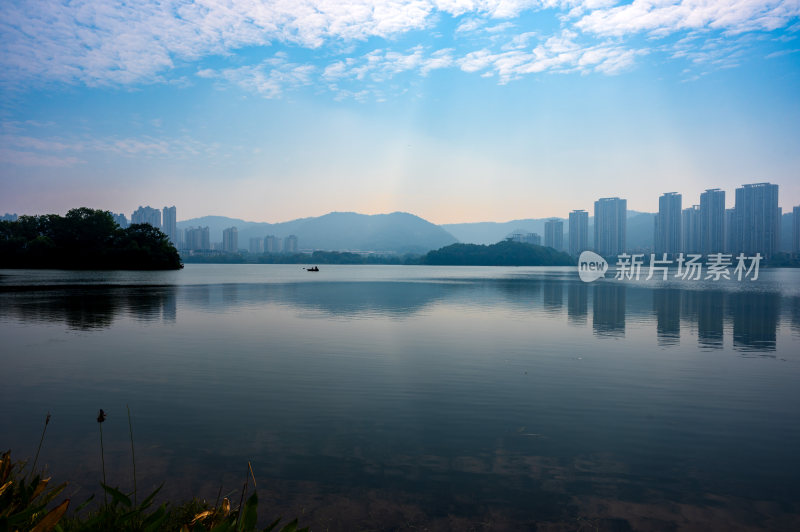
1 265 799 530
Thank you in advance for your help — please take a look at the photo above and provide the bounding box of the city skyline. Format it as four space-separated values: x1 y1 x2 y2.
1 1 799 224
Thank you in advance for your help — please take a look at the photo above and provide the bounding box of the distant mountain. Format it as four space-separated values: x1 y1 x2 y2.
177 211 457 254
626 212 656 251
441 219 552 246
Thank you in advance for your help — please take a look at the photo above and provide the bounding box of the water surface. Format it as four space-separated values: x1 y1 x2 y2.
1 265 799 530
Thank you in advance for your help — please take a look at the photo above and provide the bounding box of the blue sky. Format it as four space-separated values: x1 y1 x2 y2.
1 0 799 224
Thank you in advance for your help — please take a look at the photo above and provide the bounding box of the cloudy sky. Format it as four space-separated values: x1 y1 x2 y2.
1 0 799 224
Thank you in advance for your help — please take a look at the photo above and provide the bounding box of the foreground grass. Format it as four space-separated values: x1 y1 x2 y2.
0 450 307 532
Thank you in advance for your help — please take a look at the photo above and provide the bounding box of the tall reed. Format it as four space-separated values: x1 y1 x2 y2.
127 404 137 505
30 411 51 477
97 408 107 505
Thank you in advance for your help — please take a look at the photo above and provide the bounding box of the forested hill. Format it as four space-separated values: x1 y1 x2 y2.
0 208 182 270
422 240 575 266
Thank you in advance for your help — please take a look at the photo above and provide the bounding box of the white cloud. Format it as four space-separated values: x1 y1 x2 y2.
0 130 218 167
205 56 316 98
1 0 797 93
576 1 800 37
458 29 642 80
0 148 83 167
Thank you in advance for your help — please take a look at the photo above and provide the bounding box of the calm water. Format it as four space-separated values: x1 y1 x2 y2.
2 265 800 531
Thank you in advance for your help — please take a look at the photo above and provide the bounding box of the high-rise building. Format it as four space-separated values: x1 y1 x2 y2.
594 197 626 257
183 226 210 251
264 235 278 253
681 205 701 254
734 182 780 258
793 206 800 255
111 212 128 228
699 189 725 255
544 219 564 251
249 237 264 254
724 208 736 254
655 192 682 256
162 206 177 244
569 210 589 257
284 235 298 253
131 206 161 228
222 227 238 253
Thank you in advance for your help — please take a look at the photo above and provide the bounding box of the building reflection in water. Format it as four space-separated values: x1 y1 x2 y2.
0 277 786 354
790 296 800 336
653 288 681 346
575 281 781 353
729 291 780 352
695 290 724 348
543 281 564 314
567 282 588 325
592 283 626 338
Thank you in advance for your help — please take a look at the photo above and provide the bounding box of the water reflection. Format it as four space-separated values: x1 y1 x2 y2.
0 276 789 354
1 268 798 530
567 282 588 325
0 286 177 330
543 281 564 314
593 283 626 338
654 288 681 346
792 296 800 334
729 291 780 352
695 290 725 348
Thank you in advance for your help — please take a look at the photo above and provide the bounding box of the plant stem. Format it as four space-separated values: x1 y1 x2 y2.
127 404 137 506
99 422 107 505
30 412 51 478
236 478 247 528
248 461 257 489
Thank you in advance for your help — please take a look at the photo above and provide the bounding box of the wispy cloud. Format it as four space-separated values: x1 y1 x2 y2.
0 130 218 167
199 54 316 98
1 0 797 94
0 148 83 167
575 0 800 37
459 29 643 81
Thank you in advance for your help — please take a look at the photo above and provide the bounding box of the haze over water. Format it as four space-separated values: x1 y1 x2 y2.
2 265 799 530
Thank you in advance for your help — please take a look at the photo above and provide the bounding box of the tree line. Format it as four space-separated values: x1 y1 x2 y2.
0 208 183 270
182 240 575 266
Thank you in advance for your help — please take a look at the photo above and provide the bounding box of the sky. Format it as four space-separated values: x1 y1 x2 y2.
1 1 799 225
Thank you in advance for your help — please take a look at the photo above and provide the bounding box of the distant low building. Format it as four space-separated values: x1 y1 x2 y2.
284 235 298 253
249 237 264 254
264 235 278 253
131 206 161 228
508 232 541 246
1 213 19 222
222 227 238 253
183 226 210 251
110 212 128 228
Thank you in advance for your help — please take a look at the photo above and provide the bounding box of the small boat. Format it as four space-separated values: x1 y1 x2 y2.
305 266 319 272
